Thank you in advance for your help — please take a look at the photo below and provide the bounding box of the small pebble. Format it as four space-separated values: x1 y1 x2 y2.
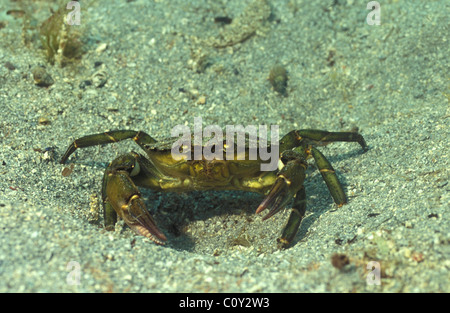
31 66 54 87
95 43 108 54
269 65 288 96
197 95 206 105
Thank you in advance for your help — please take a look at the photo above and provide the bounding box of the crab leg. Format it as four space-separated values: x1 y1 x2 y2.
309 146 346 206
102 152 167 244
60 130 157 164
277 187 307 249
279 129 367 153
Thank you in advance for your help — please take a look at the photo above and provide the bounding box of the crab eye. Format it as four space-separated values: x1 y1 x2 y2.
130 161 140 177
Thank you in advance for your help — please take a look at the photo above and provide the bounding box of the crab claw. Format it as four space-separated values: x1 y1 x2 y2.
256 153 307 221
256 177 291 220
120 194 167 244
105 170 167 244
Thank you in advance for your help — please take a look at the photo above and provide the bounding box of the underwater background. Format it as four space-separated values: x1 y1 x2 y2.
0 0 448 292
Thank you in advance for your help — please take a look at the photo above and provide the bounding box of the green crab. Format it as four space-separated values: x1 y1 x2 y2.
60 129 367 248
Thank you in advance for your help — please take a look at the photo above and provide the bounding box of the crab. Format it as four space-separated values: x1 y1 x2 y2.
60 129 367 248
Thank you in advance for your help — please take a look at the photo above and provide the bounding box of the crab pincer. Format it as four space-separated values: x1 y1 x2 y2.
103 158 167 244
256 150 306 220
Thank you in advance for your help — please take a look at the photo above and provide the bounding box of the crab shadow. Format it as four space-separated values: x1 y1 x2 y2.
144 189 263 253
